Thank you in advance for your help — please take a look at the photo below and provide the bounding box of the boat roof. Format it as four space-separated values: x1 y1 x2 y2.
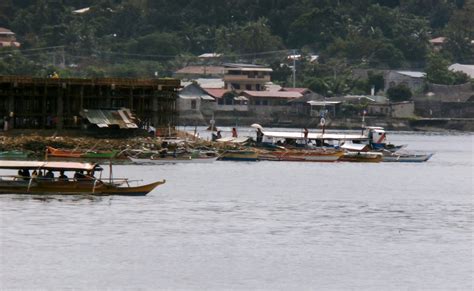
262 131 368 140
0 161 102 171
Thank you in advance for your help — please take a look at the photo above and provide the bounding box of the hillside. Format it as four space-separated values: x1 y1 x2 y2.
0 0 472 90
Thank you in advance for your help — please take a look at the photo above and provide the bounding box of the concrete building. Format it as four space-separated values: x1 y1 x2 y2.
174 66 225 80
367 101 415 118
223 63 272 92
384 71 426 93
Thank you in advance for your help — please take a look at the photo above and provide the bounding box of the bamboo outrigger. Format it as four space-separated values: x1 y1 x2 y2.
0 161 165 196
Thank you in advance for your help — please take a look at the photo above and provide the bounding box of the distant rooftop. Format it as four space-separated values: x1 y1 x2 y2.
72 7 91 14
429 37 446 44
174 66 225 76
281 87 312 94
449 63 474 78
0 27 15 35
198 53 222 58
181 78 224 89
396 71 426 78
242 90 302 98
203 88 228 98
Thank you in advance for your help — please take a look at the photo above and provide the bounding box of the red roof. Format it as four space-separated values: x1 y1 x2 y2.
280 87 311 94
242 90 302 98
429 37 446 44
203 88 229 98
0 27 14 34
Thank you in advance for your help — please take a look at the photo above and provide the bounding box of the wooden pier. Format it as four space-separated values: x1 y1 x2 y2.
0 76 180 130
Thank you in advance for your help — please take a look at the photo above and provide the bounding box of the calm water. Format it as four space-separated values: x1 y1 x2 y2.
0 132 472 290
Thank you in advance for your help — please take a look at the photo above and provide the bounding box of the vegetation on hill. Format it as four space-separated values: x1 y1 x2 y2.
0 0 472 94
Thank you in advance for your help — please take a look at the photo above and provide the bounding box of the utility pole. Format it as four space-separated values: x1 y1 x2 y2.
292 49 296 88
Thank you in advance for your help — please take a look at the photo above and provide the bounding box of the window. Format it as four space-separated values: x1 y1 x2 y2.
255 100 261 106
256 84 261 91
246 84 252 90
262 100 268 106
232 83 240 90
191 100 197 109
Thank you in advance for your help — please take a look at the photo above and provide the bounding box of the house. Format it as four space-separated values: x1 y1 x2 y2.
384 71 426 93
223 63 272 92
177 83 215 112
204 88 248 112
429 37 446 52
0 28 20 48
174 66 225 80
241 90 301 115
449 63 474 79
367 101 415 118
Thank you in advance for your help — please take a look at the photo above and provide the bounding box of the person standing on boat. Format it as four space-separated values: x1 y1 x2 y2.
256 128 263 144
303 128 309 145
232 127 238 138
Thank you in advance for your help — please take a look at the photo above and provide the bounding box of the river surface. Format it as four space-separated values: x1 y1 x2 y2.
0 132 472 290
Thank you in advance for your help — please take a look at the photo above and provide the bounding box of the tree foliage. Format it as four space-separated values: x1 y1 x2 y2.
387 84 412 101
0 0 467 81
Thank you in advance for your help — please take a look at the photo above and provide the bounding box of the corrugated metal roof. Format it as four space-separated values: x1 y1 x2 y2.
81 108 138 129
449 63 474 78
242 90 302 98
203 88 229 98
396 71 426 78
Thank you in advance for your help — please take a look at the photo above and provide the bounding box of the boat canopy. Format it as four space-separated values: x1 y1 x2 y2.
0 161 102 171
261 130 368 141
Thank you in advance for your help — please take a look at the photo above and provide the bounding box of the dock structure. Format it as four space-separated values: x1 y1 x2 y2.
0 76 180 130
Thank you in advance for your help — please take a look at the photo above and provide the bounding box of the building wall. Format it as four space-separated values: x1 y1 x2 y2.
368 102 414 118
223 70 270 92
384 72 424 93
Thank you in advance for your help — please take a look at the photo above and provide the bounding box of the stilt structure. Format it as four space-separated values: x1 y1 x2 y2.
0 76 179 131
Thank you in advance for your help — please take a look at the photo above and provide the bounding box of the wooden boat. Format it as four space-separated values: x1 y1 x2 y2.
252 124 402 152
0 150 31 159
382 152 433 162
0 161 164 196
130 155 217 164
46 146 120 159
258 148 344 162
218 150 258 161
339 151 383 163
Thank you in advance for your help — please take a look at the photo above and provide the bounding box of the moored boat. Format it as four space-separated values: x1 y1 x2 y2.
46 146 120 159
339 151 383 163
382 152 433 162
0 150 32 160
0 161 164 196
218 150 258 161
130 155 217 164
258 148 344 162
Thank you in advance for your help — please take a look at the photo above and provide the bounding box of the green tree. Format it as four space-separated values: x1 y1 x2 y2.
387 84 412 101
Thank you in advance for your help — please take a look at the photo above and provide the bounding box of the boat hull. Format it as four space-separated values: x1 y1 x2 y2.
0 180 165 196
46 146 119 159
339 152 383 163
382 153 433 162
130 156 217 164
218 150 258 161
258 150 344 162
